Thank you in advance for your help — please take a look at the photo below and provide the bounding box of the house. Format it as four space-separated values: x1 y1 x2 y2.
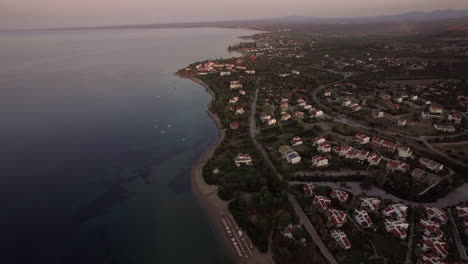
260 113 272 122
230 122 239 130
355 133 370 144
303 183 314 197
433 124 455 133
421 111 443 120
229 80 242 89
425 207 448 224
383 204 408 219
297 99 306 107
331 189 349 203
454 205 468 218
354 209 373 228
372 110 384 119
330 229 351 250
356 150 370 161
381 140 398 152
312 156 329 167
448 113 462 124
309 108 324 117
379 93 391 100
417 253 447 264
291 136 303 146
421 236 450 258
386 160 410 172
385 219 409 239
281 113 292 121
429 105 444 114
411 95 418 101
367 153 382 166
361 197 381 211
342 99 352 106
397 119 407 127
235 107 245 115
279 145 301 164
267 119 277 126
291 70 300 75
398 146 412 158
419 219 444 239
328 209 347 227
419 158 444 172
304 104 313 110
324 89 332 97
345 148 357 159
245 70 256 74
317 142 332 153
294 111 305 119
411 168 440 185
239 90 246 96
313 195 331 209
351 104 362 112
220 71 231 76
234 154 253 167
371 137 385 148
313 137 326 145
229 96 239 104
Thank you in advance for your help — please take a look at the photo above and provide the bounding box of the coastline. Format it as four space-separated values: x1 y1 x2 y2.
186 76 270 264
187 76 239 263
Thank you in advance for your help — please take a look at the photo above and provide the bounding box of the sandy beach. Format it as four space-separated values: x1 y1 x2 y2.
188 76 271 264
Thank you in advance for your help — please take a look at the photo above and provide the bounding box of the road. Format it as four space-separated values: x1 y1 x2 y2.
290 181 468 208
288 195 338 264
292 170 369 177
249 86 337 264
448 209 468 260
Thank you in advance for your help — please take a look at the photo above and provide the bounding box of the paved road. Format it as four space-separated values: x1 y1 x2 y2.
292 170 369 177
448 209 468 260
288 195 338 264
290 181 468 208
249 86 338 264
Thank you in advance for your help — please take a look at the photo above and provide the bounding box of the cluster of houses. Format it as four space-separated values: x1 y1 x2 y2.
304 184 352 250
416 207 451 263
353 197 410 240
190 59 255 76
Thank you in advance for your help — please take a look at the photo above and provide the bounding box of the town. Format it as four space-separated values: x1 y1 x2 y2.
178 20 468 264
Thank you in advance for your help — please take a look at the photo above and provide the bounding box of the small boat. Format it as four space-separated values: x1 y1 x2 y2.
181 138 187 141
160 131 166 134
154 125 158 128
167 125 172 128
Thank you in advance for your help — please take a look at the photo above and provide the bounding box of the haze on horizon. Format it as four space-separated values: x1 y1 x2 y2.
2 0 468 30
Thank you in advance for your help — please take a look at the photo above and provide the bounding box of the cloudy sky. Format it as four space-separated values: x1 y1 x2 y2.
1 0 468 29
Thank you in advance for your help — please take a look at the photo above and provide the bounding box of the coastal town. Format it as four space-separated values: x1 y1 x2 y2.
178 21 468 264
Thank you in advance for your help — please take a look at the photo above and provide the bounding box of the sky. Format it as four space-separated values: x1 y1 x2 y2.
1 0 468 29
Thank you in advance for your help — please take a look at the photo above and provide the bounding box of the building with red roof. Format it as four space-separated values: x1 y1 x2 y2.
331 189 349 203
328 209 347 227
313 195 331 210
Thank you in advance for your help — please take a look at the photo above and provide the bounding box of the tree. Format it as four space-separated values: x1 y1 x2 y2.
278 212 292 229
370 169 387 187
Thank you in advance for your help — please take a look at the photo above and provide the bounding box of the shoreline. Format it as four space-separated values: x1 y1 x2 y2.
186 76 270 264
186 76 240 263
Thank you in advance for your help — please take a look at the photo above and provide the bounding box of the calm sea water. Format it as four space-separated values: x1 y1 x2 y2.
0 28 255 263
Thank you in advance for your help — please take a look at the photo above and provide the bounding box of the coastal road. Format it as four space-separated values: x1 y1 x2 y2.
288 195 338 264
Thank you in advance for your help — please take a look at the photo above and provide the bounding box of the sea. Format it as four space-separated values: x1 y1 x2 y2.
0 27 256 263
